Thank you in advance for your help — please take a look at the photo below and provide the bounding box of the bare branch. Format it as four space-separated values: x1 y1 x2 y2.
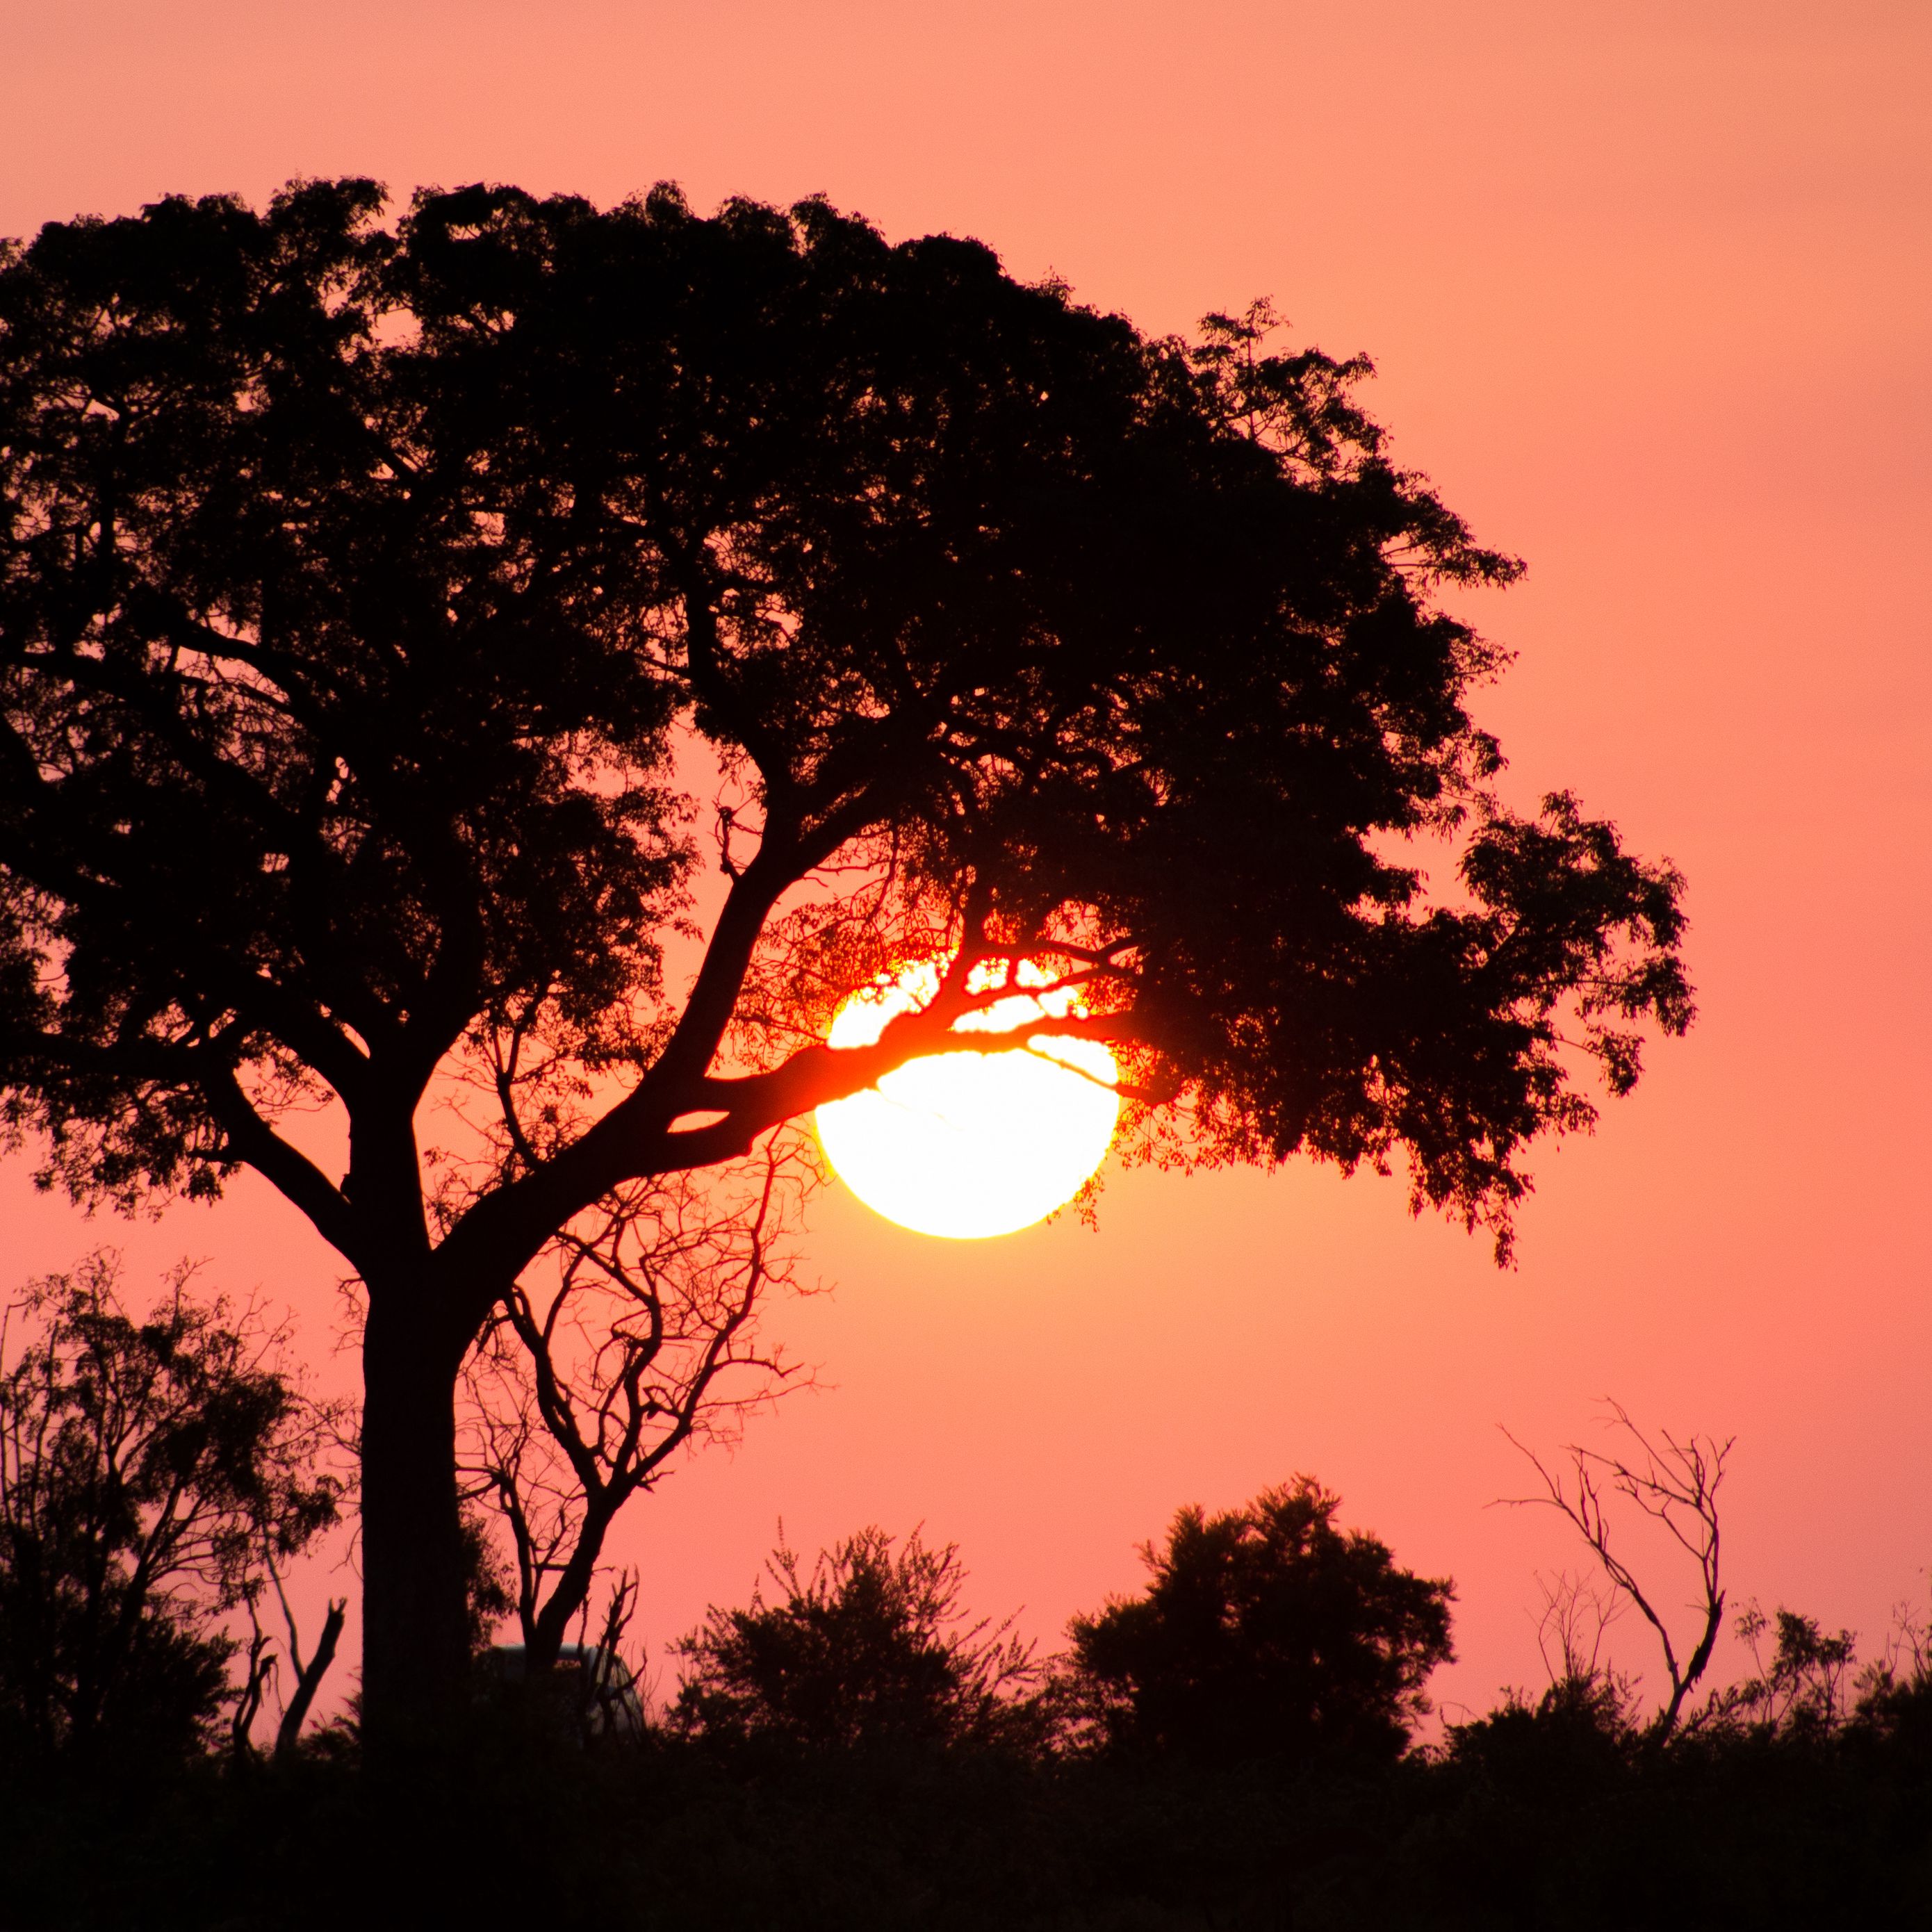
1498 1401 1730 1739
459 1132 817 1667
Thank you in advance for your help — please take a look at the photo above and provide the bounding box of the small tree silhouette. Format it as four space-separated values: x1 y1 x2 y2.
1500 1401 1730 1739
1065 1477 1455 1767
458 1140 812 1671
1717 1603 1859 1736
0 1252 343 1760
673 1525 1044 1758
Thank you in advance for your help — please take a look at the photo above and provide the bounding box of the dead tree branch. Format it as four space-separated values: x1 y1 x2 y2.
1499 1400 1731 1739
265 1544 348 1759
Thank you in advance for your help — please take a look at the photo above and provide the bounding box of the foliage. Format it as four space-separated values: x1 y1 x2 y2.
0 179 1692 1256
458 1499 516 1657
1705 1602 1860 1737
1065 1477 1455 1768
0 177 1692 1729
672 1525 1046 1759
1441 1670 1640 1792
3 1640 1929 1931
0 1251 342 1759
0 1492 1926 1928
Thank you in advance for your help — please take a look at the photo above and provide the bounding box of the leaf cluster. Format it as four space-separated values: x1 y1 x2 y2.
0 1250 343 1758
671 1523 1048 1762
0 177 1694 1298
0 181 688 1211
1067 1476 1456 1767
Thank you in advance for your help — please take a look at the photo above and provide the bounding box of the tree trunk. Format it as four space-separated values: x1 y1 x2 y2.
359 1293 470 1758
526 1496 620 1671
275 1598 346 1758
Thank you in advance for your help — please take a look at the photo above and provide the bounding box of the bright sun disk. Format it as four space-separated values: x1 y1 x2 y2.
814 958 1120 1239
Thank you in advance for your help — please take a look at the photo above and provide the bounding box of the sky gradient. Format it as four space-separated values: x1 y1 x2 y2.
3 0 1928 1723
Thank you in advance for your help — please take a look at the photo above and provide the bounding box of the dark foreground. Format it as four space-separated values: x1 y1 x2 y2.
4 1689 1928 1932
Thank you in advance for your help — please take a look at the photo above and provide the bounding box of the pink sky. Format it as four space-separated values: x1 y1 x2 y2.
3 1 1929 1722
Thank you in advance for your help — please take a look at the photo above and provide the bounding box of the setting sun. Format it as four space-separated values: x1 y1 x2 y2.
815 958 1120 1239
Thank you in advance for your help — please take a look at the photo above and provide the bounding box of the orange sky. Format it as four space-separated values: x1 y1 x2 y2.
4 1 1929 1724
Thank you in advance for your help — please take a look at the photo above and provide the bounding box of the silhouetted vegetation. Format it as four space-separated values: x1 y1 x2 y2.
459 1146 812 1673
0 1252 343 1767
0 179 1693 1744
2 1463 1926 1928
673 1524 1049 1764
0 170 1858 1922
1501 1402 1730 1737
1065 1478 1454 1769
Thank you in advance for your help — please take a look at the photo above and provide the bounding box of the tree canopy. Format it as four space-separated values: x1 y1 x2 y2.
673 1525 1042 1759
0 177 1689 1261
0 1253 341 1760
1067 1478 1455 1767
0 177 1692 1735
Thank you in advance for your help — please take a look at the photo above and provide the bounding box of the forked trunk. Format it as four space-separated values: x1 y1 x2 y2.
359 1295 470 1758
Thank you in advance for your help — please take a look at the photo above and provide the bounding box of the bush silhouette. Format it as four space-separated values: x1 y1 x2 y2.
673 1525 1045 1760
1067 1477 1454 1769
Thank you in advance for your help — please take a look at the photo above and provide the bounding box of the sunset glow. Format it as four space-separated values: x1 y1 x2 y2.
815 959 1120 1239
3 0 1926 1765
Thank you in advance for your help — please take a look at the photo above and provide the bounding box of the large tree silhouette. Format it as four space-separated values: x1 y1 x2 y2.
0 180 1690 1749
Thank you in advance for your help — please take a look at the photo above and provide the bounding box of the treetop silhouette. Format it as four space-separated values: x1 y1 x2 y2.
673 1524 1045 1760
0 178 1691 1744
1067 1478 1455 1767
0 1253 343 1762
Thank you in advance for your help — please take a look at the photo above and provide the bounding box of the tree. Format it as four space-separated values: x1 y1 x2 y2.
254 1553 347 1760
1065 1477 1455 1767
0 179 1692 1746
673 1524 1042 1758
459 1140 810 1671
1500 1402 1730 1739
1724 1603 1858 1736
0 1252 342 1760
